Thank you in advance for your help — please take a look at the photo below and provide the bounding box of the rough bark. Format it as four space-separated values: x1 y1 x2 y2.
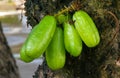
0 22 20 78
24 0 120 78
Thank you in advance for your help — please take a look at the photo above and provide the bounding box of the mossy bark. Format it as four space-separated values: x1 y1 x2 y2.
0 22 20 78
24 0 120 78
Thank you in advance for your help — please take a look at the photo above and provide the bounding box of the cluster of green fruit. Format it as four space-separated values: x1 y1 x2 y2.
20 10 100 70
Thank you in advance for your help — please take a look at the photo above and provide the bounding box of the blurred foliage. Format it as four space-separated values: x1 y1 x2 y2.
0 15 21 26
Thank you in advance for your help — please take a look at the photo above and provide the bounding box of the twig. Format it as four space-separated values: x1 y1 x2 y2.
104 11 119 48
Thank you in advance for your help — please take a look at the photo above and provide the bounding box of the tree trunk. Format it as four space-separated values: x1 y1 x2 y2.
24 0 120 78
0 22 20 78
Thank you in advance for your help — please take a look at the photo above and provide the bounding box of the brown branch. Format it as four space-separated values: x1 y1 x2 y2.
104 11 119 48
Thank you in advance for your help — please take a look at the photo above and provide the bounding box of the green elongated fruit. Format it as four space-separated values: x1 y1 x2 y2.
56 14 66 24
22 15 56 59
56 14 71 24
20 44 34 63
46 27 66 70
64 21 82 57
73 10 100 47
